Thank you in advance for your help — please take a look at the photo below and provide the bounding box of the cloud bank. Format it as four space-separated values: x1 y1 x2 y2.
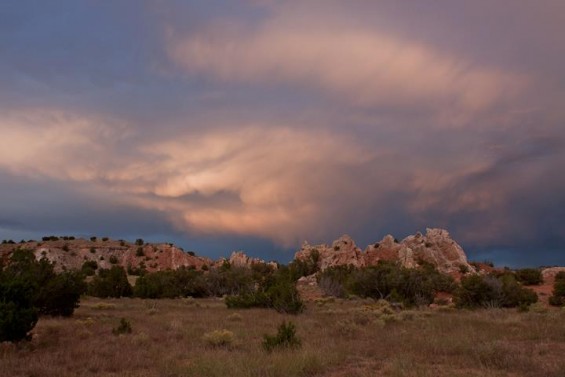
0 1 564 265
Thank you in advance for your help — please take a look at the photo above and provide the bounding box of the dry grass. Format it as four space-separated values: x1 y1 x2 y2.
1 297 565 377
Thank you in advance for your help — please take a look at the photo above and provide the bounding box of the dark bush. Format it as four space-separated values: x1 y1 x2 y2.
135 239 144 246
127 263 146 276
88 266 132 298
549 272 565 306
134 268 207 298
109 255 118 264
262 321 301 352
288 249 320 280
35 271 86 317
0 267 38 342
346 261 455 306
515 269 543 285
136 247 144 257
102 237 109 242
205 266 256 297
90 237 97 242
225 267 304 314
81 260 98 276
0 249 87 341
112 318 132 335
455 274 537 308
5 249 86 318
317 265 355 298
266 277 304 314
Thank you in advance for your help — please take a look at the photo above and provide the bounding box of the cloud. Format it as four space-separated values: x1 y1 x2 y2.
167 13 527 116
1 2 564 265
0 109 133 181
0 108 383 245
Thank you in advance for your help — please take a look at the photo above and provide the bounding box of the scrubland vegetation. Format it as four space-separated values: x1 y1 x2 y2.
1 297 565 377
2 247 565 376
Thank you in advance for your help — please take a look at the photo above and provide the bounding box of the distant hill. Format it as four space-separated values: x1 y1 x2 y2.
0 237 212 273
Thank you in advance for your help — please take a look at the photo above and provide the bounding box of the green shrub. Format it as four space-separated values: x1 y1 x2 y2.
266 278 304 314
4 249 86 319
317 265 355 298
35 271 86 317
90 237 97 242
515 269 543 285
0 249 88 341
347 261 455 306
88 266 132 298
102 237 109 242
136 247 144 257
134 268 208 299
549 273 565 306
81 260 98 276
288 249 320 279
112 318 132 335
262 321 301 352
0 268 38 342
224 268 304 314
455 274 537 309
109 255 118 264
135 238 144 246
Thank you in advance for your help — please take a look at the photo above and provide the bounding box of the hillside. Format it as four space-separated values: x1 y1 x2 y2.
0 237 212 273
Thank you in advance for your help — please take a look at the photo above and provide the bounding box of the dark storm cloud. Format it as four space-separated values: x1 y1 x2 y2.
0 1 564 265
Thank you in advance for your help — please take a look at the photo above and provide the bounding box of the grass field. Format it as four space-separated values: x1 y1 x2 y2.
1 297 565 377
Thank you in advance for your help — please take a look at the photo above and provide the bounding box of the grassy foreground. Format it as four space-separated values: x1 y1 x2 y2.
1 297 565 377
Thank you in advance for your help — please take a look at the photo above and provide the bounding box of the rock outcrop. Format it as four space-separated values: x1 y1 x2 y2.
227 251 277 269
295 235 366 270
541 267 565 284
295 228 475 275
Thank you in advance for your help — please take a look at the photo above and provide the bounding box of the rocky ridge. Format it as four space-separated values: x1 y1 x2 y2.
0 238 214 272
295 228 475 275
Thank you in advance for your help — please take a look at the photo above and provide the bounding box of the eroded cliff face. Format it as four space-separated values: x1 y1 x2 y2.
0 229 475 275
295 228 475 275
0 239 213 272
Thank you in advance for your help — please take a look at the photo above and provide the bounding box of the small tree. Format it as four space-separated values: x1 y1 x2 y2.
88 266 133 298
0 268 38 342
549 272 565 306
35 271 86 317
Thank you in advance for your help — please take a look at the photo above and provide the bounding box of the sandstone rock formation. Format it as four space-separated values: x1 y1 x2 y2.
295 235 366 270
295 228 475 275
227 251 277 269
541 267 565 284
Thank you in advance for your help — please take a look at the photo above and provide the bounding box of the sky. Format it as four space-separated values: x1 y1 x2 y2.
1 1 564 267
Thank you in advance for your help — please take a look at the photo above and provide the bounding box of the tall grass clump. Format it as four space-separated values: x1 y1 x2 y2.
202 329 235 348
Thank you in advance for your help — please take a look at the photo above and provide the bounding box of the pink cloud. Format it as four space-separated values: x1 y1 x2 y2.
168 15 527 116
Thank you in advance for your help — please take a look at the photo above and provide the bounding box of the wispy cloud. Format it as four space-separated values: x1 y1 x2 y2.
168 13 527 117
